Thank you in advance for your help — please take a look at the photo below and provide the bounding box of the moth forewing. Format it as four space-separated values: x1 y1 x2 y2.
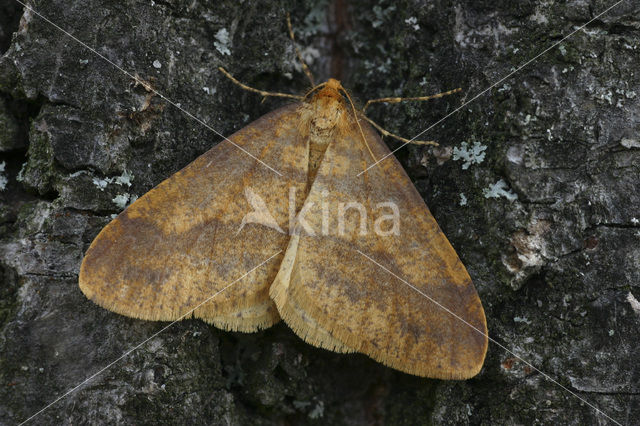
268 84 487 379
79 105 307 332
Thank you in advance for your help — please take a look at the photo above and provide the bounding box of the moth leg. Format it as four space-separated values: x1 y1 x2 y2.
286 13 316 87
359 114 438 147
362 87 462 113
218 67 303 101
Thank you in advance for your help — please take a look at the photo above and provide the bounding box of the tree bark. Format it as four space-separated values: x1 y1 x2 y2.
0 0 638 424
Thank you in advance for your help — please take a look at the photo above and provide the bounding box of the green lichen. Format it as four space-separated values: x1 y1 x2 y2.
0 265 18 332
0 100 19 151
15 201 52 237
21 121 58 196
0 57 24 97
0 264 20 419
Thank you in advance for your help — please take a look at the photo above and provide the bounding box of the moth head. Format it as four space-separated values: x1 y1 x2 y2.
300 79 375 159
304 79 348 133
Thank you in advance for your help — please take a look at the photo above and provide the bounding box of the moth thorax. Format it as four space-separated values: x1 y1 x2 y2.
300 97 341 193
310 95 346 136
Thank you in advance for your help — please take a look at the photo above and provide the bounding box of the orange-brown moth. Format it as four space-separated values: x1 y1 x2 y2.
79 71 488 380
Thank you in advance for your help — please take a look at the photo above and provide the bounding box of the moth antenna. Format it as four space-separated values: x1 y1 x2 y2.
218 67 304 100
363 87 462 113
360 114 438 147
287 13 316 87
339 87 377 162
303 82 327 100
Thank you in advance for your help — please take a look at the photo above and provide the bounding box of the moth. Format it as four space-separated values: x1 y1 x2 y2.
79 23 488 380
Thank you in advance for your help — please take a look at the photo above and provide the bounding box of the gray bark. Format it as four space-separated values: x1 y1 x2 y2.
0 0 638 424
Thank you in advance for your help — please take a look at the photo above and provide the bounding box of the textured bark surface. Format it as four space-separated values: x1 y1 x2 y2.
1 0 639 424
